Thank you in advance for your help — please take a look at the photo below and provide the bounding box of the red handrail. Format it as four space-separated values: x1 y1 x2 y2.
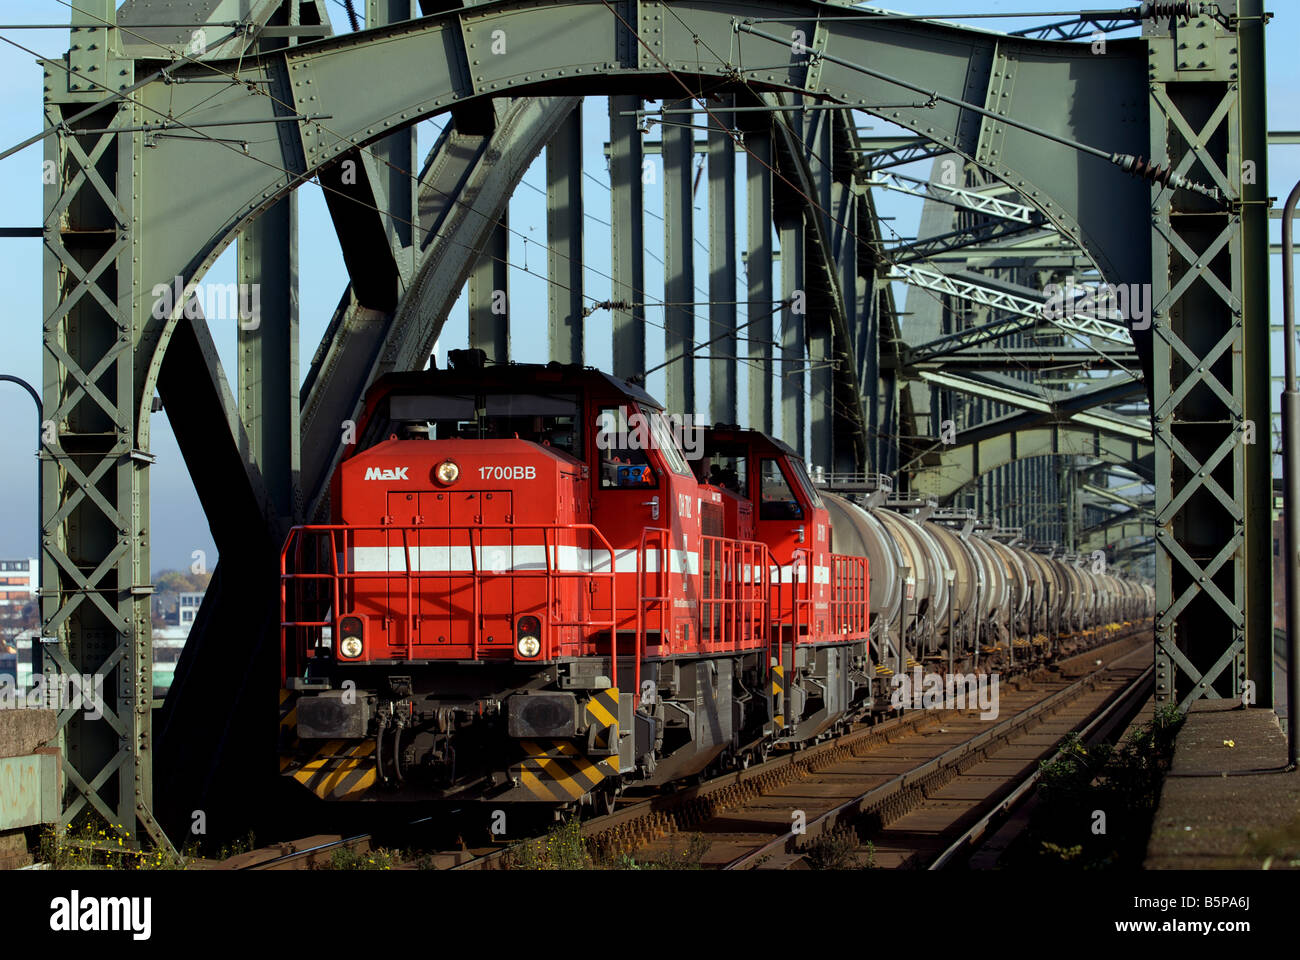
699 536 771 654
280 522 618 680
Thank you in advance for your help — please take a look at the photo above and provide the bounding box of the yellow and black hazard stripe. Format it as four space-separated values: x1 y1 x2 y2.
770 665 785 728
279 689 377 799
279 689 298 773
289 740 379 800
512 740 620 802
585 687 620 752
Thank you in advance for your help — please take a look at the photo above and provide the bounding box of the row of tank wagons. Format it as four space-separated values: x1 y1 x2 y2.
820 491 1154 664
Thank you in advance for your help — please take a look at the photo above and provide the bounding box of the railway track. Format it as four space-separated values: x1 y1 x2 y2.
703 641 1152 870
218 627 1153 871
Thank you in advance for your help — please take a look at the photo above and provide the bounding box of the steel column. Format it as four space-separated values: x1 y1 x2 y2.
42 0 165 844
707 97 737 426
468 214 510 362
547 106 584 365
779 212 806 456
237 196 300 522
807 103 834 470
744 119 774 434
609 95 645 380
663 100 696 415
1149 4 1269 708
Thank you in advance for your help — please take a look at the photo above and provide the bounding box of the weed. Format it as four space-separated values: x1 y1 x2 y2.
503 817 593 870
805 829 862 870
327 845 397 870
1002 706 1186 870
628 833 710 870
38 811 189 870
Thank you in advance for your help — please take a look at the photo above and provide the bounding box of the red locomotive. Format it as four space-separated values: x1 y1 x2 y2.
279 353 870 809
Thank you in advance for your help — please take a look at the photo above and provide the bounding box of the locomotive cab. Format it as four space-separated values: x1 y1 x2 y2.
702 427 872 741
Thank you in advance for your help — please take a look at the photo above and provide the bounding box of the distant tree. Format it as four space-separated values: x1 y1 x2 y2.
154 569 211 594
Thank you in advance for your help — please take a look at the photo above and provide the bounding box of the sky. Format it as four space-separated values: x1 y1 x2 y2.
0 0 1296 576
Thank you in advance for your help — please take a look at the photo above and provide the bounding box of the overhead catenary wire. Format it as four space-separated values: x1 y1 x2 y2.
649 1 1133 451
44 0 1079 427
28 5 768 360
31 0 1135 465
37 2 761 351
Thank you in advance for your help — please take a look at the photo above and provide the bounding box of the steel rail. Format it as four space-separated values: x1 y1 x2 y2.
723 641 1151 869
927 661 1154 869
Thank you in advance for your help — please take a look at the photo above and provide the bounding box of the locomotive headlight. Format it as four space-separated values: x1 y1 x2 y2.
338 616 364 658
516 615 542 658
434 459 460 485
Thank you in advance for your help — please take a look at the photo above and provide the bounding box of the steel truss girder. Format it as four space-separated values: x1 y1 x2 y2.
865 169 1037 223
885 215 1043 265
914 370 1151 442
893 263 1134 358
1009 15 1139 43
905 347 1140 372
910 424 1155 502
1080 481 1151 512
855 137 950 172
1149 4 1271 709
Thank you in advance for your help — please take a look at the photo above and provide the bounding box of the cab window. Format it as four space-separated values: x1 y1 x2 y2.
595 406 655 489
759 459 803 520
386 392 581 456
789 458 824 509
695 445 748 497
648 412 693 477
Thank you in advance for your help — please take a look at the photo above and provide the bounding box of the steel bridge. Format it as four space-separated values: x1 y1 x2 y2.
35 0 1270 844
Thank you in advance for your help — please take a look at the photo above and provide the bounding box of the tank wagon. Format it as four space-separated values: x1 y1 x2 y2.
820 488 1153 707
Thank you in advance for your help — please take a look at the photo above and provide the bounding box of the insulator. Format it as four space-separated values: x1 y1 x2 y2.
1109 153 1222 203
1137 1 1208 18
343 0 361 31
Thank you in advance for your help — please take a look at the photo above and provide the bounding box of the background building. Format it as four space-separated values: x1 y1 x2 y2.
0 558 35 606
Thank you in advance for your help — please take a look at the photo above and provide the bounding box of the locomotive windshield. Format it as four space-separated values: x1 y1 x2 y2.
378 392 582 457
759 458 803 520
595 405 693 488
788 457 824 509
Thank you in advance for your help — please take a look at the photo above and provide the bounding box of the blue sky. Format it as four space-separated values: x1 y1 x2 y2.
0 1 1296 574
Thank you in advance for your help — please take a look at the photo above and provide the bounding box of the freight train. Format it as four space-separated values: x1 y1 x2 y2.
278 355 1153 810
